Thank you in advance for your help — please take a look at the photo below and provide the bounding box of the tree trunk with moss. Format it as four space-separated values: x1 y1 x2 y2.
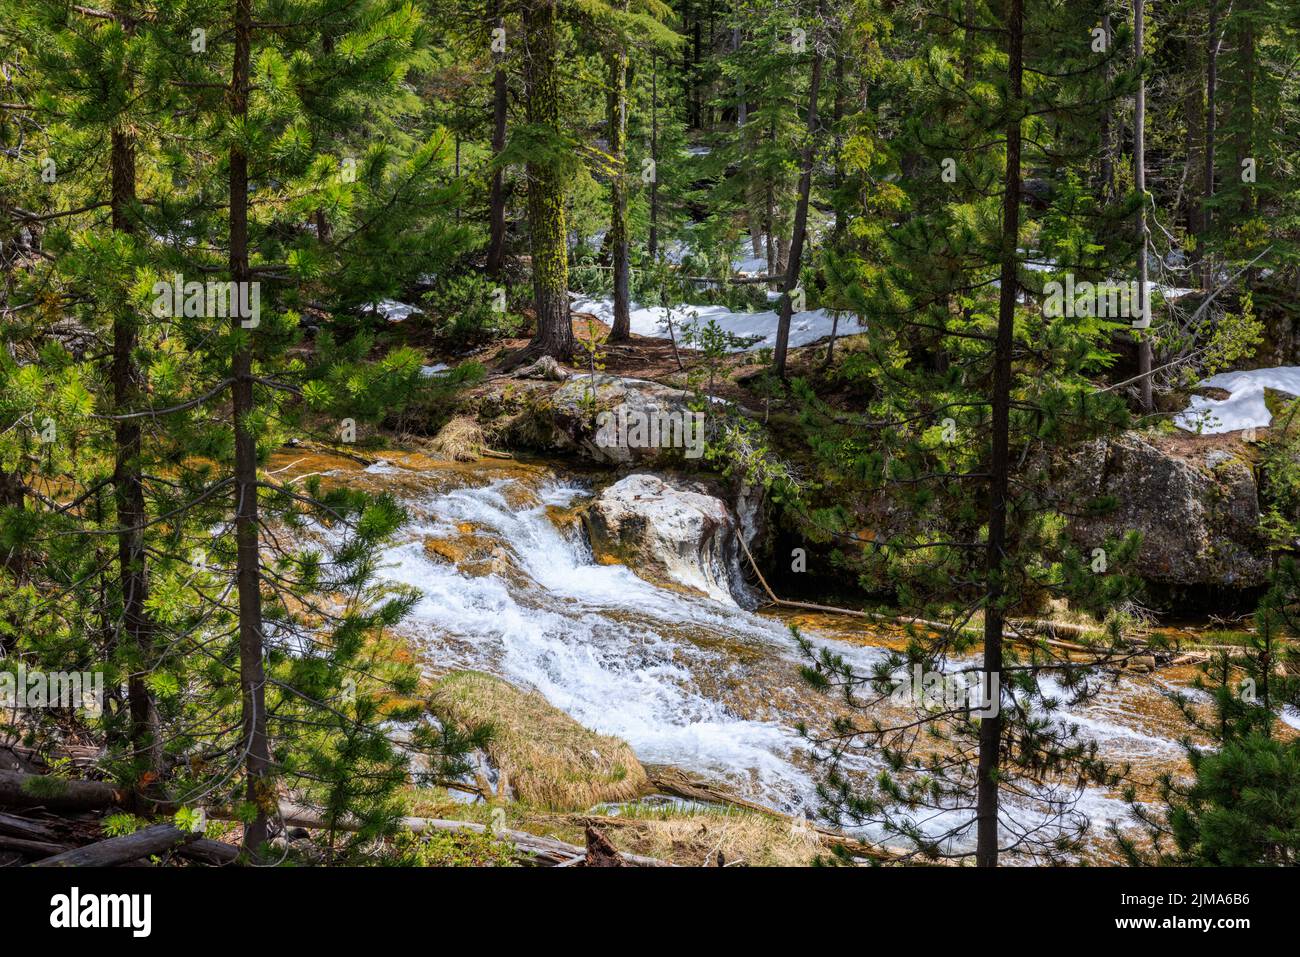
487 4 508 275
607 3 631 342
522 0 573 358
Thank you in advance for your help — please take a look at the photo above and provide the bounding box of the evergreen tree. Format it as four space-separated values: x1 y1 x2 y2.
792 0 1147 865
1115 560 1300 865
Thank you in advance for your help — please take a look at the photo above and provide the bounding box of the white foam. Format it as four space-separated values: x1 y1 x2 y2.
361 470 1183 853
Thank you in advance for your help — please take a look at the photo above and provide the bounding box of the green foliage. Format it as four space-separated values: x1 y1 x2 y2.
1115 560 1300 865
424 273 523 347
386 828 518 867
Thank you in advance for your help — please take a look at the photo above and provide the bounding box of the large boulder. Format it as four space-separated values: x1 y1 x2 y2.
1052 431 1269 589
581 473 756 606
550 375 705 465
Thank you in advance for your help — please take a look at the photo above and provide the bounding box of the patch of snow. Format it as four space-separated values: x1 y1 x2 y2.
1174 366 1300 434
362 299 422 323
420 363 451 378
571 295 864 353
733 254 769 275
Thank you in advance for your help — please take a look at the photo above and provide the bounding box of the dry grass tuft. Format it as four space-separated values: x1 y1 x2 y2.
431 671 649 809
573 808 828 866
427 416 485 462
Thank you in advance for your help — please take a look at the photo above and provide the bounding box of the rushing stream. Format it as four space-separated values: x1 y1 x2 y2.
289 450 1206 860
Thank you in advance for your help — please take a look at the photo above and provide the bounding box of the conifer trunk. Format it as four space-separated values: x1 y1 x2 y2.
607 3 631 341
231 0 271 859
1235 1 1255 221
109 1 162 784
649 56 659 261
487 6 508 276
1203 0 1218 290
976 0 1023 869
1134 0 1153 413
110 121 162 783
773 51 822 378
1100 14 1114 201
522 0 573 358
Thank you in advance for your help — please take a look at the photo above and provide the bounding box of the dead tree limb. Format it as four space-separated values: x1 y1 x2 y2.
0 810 60 841
30 824 198 867
0 770 125 812
0 833 70 857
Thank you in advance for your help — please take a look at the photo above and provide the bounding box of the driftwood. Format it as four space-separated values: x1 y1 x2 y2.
0 770 125 812
30 824 199 867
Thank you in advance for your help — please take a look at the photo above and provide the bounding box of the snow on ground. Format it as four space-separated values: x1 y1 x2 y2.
1174 366 1300 434
571 294 865 353
361 299 422 322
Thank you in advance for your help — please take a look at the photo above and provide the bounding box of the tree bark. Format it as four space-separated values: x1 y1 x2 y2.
773 51 823 378
976 0 1023 869
230 0 271 861
1235 0 1255 221
522 0 574 358
607 3 631 341
1134 0 1153 413
109 92 162 784
487 7 508 275
0 770 126 811
648 56 660 261
1099 14 1114 201
1202 0 1218 290
30 823 198 867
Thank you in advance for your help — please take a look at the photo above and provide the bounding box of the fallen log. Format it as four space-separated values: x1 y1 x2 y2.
176 838 240 866
0 809 60 841
0 833 70 857
0 745 42 774
0 770 124 812
30 824 199 867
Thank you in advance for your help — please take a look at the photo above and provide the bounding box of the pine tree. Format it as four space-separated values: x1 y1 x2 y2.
792 0 1147 865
